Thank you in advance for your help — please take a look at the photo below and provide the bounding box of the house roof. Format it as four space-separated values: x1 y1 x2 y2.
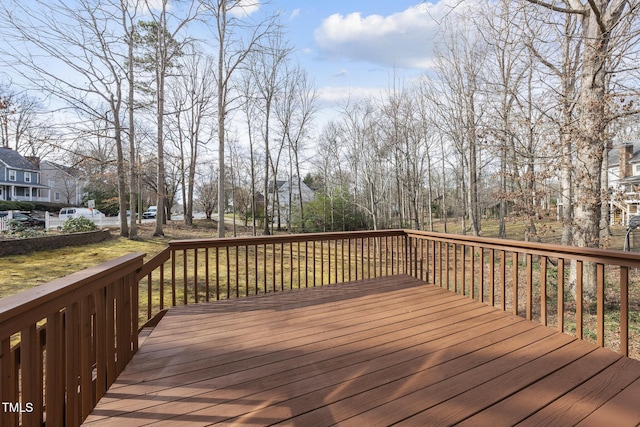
267 180 287 193
0 147 39 171
42 160 82 178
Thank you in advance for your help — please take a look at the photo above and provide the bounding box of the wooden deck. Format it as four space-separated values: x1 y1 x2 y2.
83 275 640 426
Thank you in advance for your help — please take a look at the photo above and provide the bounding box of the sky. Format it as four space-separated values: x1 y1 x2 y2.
259 0 459 111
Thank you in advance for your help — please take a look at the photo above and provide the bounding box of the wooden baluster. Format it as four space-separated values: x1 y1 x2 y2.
236 246 240 298
500 251 506 311
105 285 116 386
194 249 199 304
289 242 293 290
576 260 583 340
66 302 80 426
526 253 533 320
263 244 267 292
297 241 301 289
93 289 107 402
512 252 518 316
254 245 259 294
46 311 65 426
280 242 284 291
452 244 457 293
489 249 495 307
558 258 565 332
327 239 331 285
469 246 474 299
420 239 424 282
160 262 165 309
216 247 220 300
171 250 177 306
390 237 394 276
341 239 345 282
597 263 605 347
620 266 629 356
462 245 467 296
361 238 365 280
313 240 317 287
147 273 152 320
21 324 41 427
183 249 188 305
540 256 548 326
1 337 16 427
80 295 93 419
205 247 210 302
479 248 484 302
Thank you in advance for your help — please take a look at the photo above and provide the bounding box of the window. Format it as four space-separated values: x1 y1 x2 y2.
24 172 31 183
55 192 60 201
8 170 15 181
635 164 640 175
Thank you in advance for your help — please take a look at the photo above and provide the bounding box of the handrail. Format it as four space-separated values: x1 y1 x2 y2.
404 229 640 267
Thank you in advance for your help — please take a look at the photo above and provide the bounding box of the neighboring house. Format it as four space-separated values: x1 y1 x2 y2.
267 178 315 227
0 147 49 202
608 141 640 225
39 160 86 205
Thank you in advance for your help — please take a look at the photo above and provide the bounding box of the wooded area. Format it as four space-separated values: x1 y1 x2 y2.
0 0 639 276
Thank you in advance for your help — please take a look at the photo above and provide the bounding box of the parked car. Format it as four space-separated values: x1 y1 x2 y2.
59 207 104 220
142 206 157 219
1 212 46 228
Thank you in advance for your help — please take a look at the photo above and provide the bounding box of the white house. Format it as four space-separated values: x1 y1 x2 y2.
268 177 314 227
608 141 640 224
39 161 86 205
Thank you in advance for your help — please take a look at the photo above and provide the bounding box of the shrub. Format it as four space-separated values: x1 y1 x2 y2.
61 217 97 233
0 201 35 211
2 220 46 239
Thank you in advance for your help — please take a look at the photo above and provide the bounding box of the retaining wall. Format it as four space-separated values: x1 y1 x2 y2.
0 229 112 257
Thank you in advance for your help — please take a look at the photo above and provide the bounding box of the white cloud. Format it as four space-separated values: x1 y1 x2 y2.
229 0 261 18
289 8 301 20
314 1 463 69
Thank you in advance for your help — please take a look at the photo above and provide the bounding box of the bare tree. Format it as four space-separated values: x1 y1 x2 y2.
525 0 640 296
0 0 134 236
199 0 279 237
433 16 487 236
167 47 216 226
137 0 200 236
274 63 318 232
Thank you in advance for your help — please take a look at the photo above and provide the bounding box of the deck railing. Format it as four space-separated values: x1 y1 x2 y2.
2 229 640 426
138 230 407 323
0 253 144 427
404 230 640 358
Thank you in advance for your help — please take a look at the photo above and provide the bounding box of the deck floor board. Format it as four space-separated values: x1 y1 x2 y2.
84 275 640 426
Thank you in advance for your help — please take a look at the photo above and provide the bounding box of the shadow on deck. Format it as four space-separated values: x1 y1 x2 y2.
84 275 640 426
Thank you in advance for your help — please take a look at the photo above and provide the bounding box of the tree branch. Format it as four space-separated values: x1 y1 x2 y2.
524 0 587 15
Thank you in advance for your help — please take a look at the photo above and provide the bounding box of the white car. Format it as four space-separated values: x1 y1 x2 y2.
142 206 157 219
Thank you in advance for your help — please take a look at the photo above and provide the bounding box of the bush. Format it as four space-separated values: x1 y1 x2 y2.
0 201 35 211
1 220 46 239
61 217 97 233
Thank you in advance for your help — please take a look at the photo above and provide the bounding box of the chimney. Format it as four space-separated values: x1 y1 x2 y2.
619 144 633 179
